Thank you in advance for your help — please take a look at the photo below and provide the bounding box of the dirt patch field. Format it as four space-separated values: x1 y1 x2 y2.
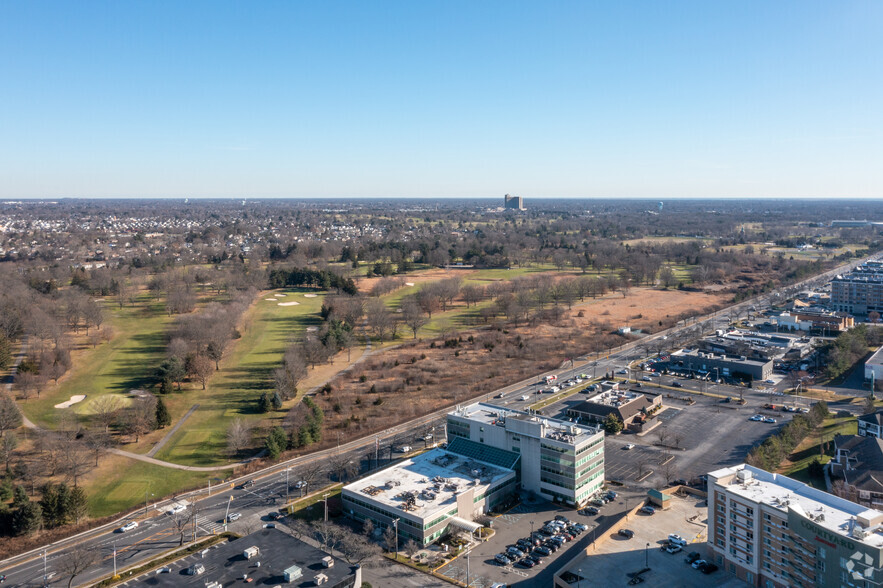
579 288 731 332
356 267 475 293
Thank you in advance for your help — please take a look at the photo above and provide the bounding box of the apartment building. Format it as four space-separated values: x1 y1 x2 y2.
708 464 883 587
447 402 605 506
832 261 883 316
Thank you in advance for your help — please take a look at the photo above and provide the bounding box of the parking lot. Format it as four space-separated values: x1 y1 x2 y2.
539 389 795 488
557 495 748 588
436 489 644 588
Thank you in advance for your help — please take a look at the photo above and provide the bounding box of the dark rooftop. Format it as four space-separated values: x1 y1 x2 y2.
129 528 358 587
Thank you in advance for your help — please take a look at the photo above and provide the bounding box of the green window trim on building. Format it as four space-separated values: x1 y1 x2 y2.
576 449 603 467
576 438 603 455
576 461 604 479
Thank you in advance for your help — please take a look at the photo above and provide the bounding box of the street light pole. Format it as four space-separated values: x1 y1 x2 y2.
285 467 290 501
393 518 400 559
645 542 650 567
112 542 117 577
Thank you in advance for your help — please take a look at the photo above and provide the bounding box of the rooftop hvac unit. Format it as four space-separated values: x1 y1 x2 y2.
315 573 329 585
736 469 753 483
284 565 303 582
322 556 334 568
243 546 260 560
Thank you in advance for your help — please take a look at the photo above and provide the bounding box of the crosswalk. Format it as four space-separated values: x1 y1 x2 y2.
196 515 224 534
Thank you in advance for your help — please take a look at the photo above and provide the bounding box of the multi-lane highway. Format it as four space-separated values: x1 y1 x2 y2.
1 252 878 586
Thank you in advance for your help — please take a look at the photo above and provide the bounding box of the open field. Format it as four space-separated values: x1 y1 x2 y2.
312 287 731 454
19 296 172 430
152 288 327 466
83 453 214 518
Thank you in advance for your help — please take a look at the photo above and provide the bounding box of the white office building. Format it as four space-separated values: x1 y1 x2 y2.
446 402 605 506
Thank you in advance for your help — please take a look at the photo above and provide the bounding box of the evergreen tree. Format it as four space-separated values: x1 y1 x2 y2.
12 499 42 535
68 486 89 524
271 391 283 410
258 392 272 413
40 483 60 528
56 483 71 526
155 398 171 428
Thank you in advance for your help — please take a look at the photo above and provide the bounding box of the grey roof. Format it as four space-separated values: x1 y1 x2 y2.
834 434 883 493
447 437 521 470
858 410 883 428
130 528 358 587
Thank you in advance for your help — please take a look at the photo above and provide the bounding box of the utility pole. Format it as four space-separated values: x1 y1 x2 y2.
285 467 290 501
112 542 117 577
393 518 400 559
42 548 47 584
224 496 233 532
466 548 471 587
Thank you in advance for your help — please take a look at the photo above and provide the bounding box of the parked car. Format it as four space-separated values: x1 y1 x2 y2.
186 564 206 576
699 562 719 574
516 558 535 569
527 554 544 565
664 544 683 554
506 547 524 558
606 491 618 500
581 506 600 515
691 559 707 570
544 541 560 552
640 506 656 514
554 515 569 522
623 443 635 450
764 417 777 424
642 375 652 381
534 546 552 557
156 567 171 574
495 554 511 565
618 529 635 539
668 534 688 546
119 521 138 532
685 552 702 564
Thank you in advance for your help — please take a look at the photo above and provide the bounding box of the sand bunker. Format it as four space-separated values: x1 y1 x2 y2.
303 293 318 298
306 326 319 332
275 294 286 297
405 282 415 286
265 298 278 301
278 301 300 306
55 395 86 409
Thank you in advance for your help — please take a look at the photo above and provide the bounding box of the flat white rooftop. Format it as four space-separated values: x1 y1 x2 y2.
866 346 883 368
711 464 883 549
586 389 644 408
343 447 514 520
451 402 602 441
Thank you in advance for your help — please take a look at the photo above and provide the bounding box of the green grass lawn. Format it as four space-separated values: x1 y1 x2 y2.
153 288 326 467
86 454 214 517
20 295 172 429
781 414 857 489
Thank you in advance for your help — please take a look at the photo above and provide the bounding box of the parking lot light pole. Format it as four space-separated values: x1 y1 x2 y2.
578 567 582 588
645 542 649 567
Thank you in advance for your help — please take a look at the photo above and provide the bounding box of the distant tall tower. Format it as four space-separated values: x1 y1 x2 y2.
658 201 664 212
504 194 525 211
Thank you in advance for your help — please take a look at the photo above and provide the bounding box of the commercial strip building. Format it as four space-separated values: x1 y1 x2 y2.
446 402 606 507
673 349 773 381
341 444 517 546
566 388 662 428
832 261 883 316
708 463 883 587
130 528 361 587
776 310 854 333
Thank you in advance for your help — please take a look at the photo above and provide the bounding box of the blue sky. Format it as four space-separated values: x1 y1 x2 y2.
1 1 881 199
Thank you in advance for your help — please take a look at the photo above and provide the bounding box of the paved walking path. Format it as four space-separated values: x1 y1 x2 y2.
107 448 241 471
147 403 199 457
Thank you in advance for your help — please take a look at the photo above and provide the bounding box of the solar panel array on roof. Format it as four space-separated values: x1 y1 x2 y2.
447 437 520 470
